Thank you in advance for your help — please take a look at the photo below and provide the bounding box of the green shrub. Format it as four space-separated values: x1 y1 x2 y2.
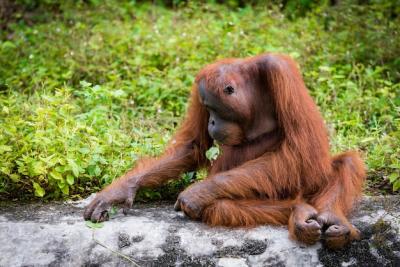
321 0 400 80
0 1 399 200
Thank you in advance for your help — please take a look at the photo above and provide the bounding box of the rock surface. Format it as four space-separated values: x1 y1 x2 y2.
0 196 399 267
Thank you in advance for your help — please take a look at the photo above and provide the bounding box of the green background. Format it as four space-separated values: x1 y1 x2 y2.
0 0 399 200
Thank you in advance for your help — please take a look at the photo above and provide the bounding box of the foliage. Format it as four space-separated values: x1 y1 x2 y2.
85 221 104 229
0 0 399 200
206 144 221 162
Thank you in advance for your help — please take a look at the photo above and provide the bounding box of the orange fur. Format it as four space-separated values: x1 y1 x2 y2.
84 53 366 249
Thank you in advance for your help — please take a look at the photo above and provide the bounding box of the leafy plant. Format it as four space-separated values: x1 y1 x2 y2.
85 221 104 229
0 0 398 199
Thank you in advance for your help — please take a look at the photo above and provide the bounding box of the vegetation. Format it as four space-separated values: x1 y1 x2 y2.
0 0 399 200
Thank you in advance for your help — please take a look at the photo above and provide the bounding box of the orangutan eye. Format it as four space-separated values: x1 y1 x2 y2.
223 85 235 95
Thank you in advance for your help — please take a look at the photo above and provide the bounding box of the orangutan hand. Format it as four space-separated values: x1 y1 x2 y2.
83 181 137 222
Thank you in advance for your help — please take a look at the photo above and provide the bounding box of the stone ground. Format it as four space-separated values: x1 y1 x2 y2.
0 196 399 267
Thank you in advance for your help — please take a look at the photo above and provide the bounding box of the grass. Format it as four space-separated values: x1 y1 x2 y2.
0 1 399 200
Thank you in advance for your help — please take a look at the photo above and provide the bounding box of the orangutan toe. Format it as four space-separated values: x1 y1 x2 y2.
323 226 351 249
294 218 322 245
317 211 354 249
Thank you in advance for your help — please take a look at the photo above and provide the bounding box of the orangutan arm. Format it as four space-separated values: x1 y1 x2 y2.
174 150 301 219
84 89 212 222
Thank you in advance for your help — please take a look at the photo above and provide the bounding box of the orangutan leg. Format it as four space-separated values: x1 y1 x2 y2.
311 152 365 249
201 198 294 227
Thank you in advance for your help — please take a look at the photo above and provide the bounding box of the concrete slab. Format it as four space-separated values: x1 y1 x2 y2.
0 196 399 266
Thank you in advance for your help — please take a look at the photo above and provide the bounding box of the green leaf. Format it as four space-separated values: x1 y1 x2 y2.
195 168 208 180
109 206 118 216
85 221 104 229
393 180 400 191
94 165 101 176
68 159 80 177
319 66 331 72
49 170 63 180
206 146 220 161
388 173 399 183
360 137 375 143
55 166 66 173
10 174 20 182
2 41 16 50
0 145 12 154
87 165 96 176
58 182 69 195
58 180 65 189
389 163 400 169
29 161 46 176
182 171 195 183
80 80 92 88
111 89 126 98
33 182 45 197
0 167 10 175
79 147 91 154
66 174 74 185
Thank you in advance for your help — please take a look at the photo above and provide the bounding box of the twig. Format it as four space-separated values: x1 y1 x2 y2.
91 230 141 267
